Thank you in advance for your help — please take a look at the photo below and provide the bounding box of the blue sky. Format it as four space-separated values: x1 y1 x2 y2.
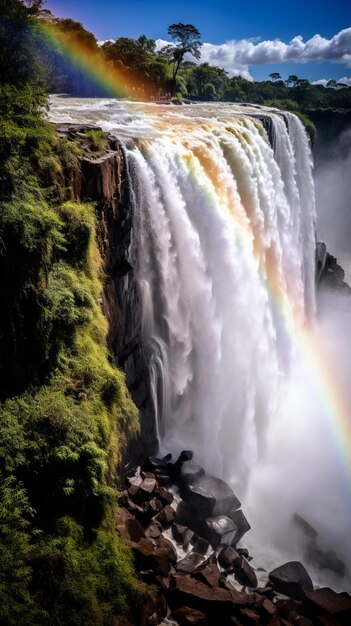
45 0 351 82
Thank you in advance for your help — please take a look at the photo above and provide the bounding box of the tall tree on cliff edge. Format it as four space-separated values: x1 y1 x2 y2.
162 23 202 94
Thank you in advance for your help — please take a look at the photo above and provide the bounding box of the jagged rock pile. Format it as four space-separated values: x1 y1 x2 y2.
115 451 351 625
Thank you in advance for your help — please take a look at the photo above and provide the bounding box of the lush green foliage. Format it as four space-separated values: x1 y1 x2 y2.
0 4 144 624
85 129 109 152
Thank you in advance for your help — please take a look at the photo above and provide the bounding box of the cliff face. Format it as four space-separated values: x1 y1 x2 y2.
61 126 157 460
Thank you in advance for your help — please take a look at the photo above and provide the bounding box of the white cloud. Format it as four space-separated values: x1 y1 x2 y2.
157 27 351 80
312 76 351 87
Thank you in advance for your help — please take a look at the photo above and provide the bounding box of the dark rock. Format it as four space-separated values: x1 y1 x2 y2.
238 607 260 625
125 517 145 543
179 450 194 462
218 546 240 571
130 538 155 570
237 548 251 560
182 484 216 517
143 456 168 472
301 587 351 620
191 535 210 555
194 563 222 588
162 453 173 462
205 515 236 548
227 509 251 545
157 474 173 487
195 475 241 516
183 529 195 550
141 470 156 480
125 473 143 488
152 548 171 576
156 536 177 564
234 556 257 588
306 542 345 577
176 553 204 574
269 561 313 600
172 522 190 543
145 521 163 540
168 573 247 619
123 461 139 478
157 504 176 527
115 506 134 538
257 596 276 621
171 606 208 626
180 461 205 485
255 585 275 601
292 514 318 541
176 501 201 530
149 498 163 516
158 486 174 506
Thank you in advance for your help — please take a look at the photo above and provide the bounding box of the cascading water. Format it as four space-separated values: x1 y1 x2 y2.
125 110 316 491
49 98 351 589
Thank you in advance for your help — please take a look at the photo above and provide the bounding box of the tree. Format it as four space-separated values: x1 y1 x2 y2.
269 72 281 82
162 23 202 93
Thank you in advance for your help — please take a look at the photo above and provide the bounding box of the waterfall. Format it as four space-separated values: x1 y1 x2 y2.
125 109 316 493
49 98 351 587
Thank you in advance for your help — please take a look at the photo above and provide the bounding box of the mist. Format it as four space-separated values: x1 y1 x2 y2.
243 131 351 593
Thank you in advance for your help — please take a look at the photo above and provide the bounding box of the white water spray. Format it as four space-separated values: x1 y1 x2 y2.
49 98 351 588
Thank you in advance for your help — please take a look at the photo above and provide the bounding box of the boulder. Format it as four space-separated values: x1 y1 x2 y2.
125 517 145 543
152 547 171 576
227 509 251 545
292 513 318 541
301 587 351 620
233 556 257 589
143 456 169 472
191 535 210 555
194 563 222 588
238 607 260 625
172 522 190 543
140 477 157 495
205 515 236 548
179 450 194 462
156 535 178 564
171 606 208 626
180 461 205 485
218 546 240 571
157 474 173 487
158 486 174 506
269 561 313 600
157 504 176 527
195 476 241 516
306 542 345 577
176 553 204 574
182 484 216 518
145 521 163 540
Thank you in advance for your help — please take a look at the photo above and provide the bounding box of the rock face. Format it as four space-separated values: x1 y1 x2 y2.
269 561 314 600
60 125 157 459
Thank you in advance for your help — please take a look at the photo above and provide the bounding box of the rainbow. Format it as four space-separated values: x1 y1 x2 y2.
37 17 351 480
36 18 149 99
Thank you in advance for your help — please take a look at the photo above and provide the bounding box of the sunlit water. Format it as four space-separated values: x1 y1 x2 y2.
49 97 351 590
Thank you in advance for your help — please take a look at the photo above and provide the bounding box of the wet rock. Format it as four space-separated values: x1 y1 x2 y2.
194 563 222 588
205 515 236 548
269 561 313 600
158 486 174 506
171 606 208 626
237 548 251 561
227 509 251 545
115 506 134 538
238 607 260 625
180 461 205 485
157 474 173 487
162 453 172 462
157 504 176 527
234 556 258 589
176 552 204 574
123 461 139 478
172 522 190 543
218 546 240 571
195 476 241 516
145 520 163 540
168 573 245 619
301 587 351 620
182 484 216 517
156 536 177 564
179 450 194 462
191 535 210 555
152 547 171 576
149 498 163 516
143 456 169 472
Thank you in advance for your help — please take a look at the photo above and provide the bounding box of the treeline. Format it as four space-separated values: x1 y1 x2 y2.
28 6 351 116
0 2 147 624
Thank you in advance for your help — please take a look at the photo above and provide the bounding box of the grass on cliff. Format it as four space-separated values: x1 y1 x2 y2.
0 82 145 626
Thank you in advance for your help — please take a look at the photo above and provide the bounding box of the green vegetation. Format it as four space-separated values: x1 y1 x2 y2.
86 129 109 152
0 2 145 624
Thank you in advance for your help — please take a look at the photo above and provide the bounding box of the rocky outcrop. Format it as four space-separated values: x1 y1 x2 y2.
116 451 351 625
57 124 157 461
